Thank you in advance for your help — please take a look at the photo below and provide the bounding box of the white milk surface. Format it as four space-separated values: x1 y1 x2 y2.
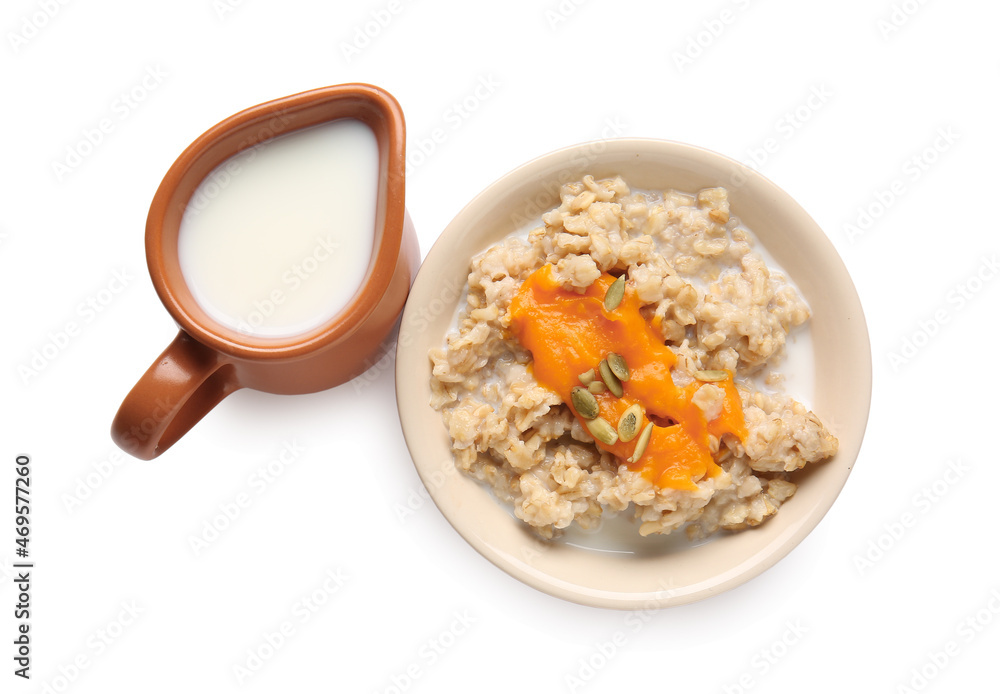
178 118 379 337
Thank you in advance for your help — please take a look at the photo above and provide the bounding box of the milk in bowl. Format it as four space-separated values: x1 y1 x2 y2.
178 118 379 337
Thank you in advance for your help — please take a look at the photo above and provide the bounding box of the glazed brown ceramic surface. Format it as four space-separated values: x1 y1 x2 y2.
112 84 417 460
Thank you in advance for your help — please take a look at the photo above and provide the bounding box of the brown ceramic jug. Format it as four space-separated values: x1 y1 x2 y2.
111 84 418 460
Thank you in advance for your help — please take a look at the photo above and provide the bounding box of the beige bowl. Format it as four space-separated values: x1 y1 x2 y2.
395 138 871 609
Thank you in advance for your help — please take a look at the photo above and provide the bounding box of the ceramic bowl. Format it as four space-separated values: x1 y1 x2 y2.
395 138 871 609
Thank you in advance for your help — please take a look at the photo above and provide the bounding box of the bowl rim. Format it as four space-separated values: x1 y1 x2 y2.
396 136 872 610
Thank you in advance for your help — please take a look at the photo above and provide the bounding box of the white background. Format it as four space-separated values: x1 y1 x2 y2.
2 0 998 692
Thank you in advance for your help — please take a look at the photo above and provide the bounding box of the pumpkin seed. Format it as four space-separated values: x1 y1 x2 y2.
628 422 654 463
578 369 595 385
694 369 728 382
607 352 630 381
586 417 619 446
604 274 626 311
598 359 623 397
617 404 642 442
588 381 607 394
570 386 599 420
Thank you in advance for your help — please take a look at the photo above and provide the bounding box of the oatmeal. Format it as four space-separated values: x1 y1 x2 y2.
428 175 838 539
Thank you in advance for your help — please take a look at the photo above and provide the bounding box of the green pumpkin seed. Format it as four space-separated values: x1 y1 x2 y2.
604 274 626 311
570 386 599 420
588 381 607 394
598 359 624 397
694 369 728 382
607 352 630 382
578 369 595 385
628 422 654 463
617 404 642 442
586 417 619 446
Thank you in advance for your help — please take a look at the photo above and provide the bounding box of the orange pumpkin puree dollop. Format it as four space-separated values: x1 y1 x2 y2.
508 264 747 491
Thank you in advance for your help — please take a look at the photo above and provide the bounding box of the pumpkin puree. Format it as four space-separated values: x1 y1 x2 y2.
509 264 747 490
